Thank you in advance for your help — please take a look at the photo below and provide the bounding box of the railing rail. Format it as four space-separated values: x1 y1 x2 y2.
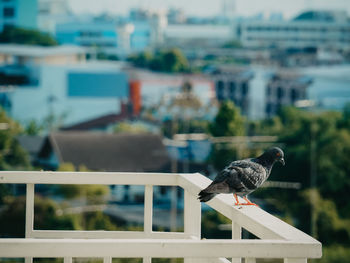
0 171 322 263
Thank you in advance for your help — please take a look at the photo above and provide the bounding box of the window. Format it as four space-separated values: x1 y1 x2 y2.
291 89 298 102
229 82 236 96
277 87 284 100
3 7 15 18
241 82 248 96
267 85 271 96
216 80 225 100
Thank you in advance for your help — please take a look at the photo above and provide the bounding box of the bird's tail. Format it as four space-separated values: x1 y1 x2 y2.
198 190 216 202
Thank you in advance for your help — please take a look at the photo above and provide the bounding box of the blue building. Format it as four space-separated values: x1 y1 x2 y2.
56 22 119 47
0 0 38 31
130 22 151 51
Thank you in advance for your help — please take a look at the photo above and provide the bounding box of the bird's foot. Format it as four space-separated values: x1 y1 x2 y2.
233 194 259 206
241 196 259 207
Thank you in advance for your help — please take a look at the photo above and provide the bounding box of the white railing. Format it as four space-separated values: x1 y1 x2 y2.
0 171 322 263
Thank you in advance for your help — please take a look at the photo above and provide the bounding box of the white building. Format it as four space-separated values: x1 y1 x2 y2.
164 24 233 48
234 10 350 51
0 44 129 127
37 0 72 34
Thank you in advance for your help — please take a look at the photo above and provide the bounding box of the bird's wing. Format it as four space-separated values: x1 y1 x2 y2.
204 166 241 194
228 159 267 190
204 160 267 194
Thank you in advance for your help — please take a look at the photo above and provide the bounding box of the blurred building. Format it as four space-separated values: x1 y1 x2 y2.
55 7 167 56
221 0 236 21
234 10 350 51
37 0 71 34
164 24 232 48
37 132 172 204
209 66 254 116
126 68 217 121
0 0 38 31
0 0 72 33
0 44 131 127
37 132 171 172
56 22 119 48
265 71 312 117
167 8 186 24
304 65 350 111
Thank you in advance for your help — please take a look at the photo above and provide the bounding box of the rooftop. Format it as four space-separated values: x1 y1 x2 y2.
38 132 171 172
0 44 87 57
293 10 349 23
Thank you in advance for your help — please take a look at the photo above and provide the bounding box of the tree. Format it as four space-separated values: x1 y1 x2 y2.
56 162 109 203
161 48 189 72
222 40 242 49
209 101 245 137
113 122 149 134
128 49 189 73
0 108 31 170
24 119 44 135
208 101 245 170
0 27 57 46
128 51 153 67
250 105 350 263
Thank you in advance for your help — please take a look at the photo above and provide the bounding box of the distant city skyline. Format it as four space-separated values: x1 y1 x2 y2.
68 0 350 19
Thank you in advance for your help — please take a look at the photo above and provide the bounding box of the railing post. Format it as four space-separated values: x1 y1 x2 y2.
144 185 153 234
184 190 201 238
184 190 201 263
25 184 34 237
232 221 242 263
64 257 72 263
103 257 112 263
25 183 35 263
284 258 307 263
143 185 153 263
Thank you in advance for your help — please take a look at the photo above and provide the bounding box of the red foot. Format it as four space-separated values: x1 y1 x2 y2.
233 194 259 206
242 196 259 206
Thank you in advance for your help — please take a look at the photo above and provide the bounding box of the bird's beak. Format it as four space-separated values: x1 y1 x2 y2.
279 158 285 166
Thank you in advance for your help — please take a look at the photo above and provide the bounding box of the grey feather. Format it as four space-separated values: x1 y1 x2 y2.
198 147 284 202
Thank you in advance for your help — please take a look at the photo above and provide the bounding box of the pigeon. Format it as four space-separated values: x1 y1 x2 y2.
198 147 285 205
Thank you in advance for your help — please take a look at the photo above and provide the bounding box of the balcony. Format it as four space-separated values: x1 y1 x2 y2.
0 171 322 263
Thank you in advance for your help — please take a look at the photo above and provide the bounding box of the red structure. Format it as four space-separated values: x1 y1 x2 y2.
129 80 141 116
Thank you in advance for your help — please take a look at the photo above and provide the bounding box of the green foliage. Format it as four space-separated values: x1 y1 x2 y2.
304 189 350 246
248 105 350 262
0 108 31 170
0 27 57 46
128 51 153 67
0 196 26 237
128 49 189 73
0 195 123 238
0 196 80 237
24 119 44 135
205 104 350 262
201 210 231 239
162 119 209 138
208 101 245 169
33 196 81 231
160 49 189 72
113 122 149 134
84 211 117 230
209 101 245 137
56 163 109 201
222 40 242 49
317 245 350 263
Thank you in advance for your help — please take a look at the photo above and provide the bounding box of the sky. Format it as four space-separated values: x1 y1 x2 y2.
68 0 350 19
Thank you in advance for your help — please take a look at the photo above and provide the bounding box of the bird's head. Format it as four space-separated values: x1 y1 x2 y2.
264 147 285 166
